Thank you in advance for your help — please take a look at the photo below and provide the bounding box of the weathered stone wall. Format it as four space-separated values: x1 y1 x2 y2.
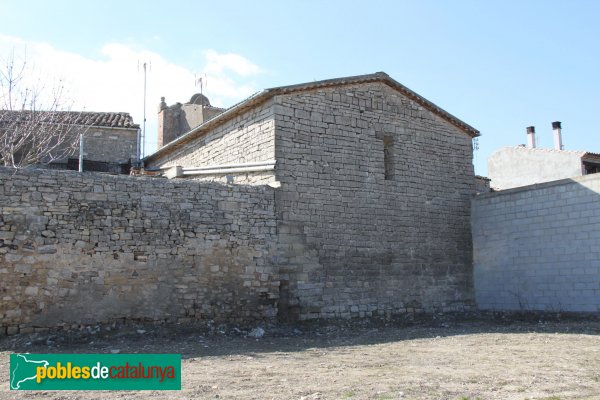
189 171 276 186
157 101 225 148
273 83 476 320
83 126 138 164
472 174 600 312
0 168 278 335
475 176 492 194
157 104 180 149
150 100 276 183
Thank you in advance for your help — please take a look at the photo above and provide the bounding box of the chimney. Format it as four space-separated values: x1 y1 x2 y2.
552 121 563 150
526 126 536 148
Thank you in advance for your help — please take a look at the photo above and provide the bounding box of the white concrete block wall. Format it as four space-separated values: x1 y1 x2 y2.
488 147 584 190
472 173 600 312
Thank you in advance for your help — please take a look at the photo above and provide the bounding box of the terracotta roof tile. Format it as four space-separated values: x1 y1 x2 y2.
0 110 139 129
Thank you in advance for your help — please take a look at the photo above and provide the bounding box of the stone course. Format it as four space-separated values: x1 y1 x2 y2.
272 83 476 319
0 168 278 335
472 173 600 312
151 100 276 184
1 75 480 333
82 126 138 164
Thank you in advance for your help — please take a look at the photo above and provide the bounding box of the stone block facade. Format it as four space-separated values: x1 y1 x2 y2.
157 94 226 148
472 173 600 312
0 168 278 335
151 100 276 185
1 73 480 333
273 83 476 319
146 73 479 322
82 126 138 165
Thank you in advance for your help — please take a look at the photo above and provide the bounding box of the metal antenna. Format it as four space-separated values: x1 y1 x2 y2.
138 60 151 158
195 73 207 95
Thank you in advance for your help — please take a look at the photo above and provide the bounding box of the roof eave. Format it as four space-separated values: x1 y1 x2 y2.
263 72 479 137
144 72 480 164
144 91 272 165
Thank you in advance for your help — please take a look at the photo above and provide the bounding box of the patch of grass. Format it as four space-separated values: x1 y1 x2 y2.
340 391 355 398
375 393 395 400
539 397 561 400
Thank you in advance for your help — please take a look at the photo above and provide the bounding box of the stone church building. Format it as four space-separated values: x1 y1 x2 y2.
145 72 479 319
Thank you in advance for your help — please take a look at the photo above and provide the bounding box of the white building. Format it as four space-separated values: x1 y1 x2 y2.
488 122 600 190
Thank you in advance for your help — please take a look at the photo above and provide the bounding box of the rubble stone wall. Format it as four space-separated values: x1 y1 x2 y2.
0 168 278 335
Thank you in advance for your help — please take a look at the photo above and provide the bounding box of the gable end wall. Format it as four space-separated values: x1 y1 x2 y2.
273 82 476 320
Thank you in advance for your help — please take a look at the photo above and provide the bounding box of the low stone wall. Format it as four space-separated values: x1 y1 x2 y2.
0 168 278 335
472 174 600 312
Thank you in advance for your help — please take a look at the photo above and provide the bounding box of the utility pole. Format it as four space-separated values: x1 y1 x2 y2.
78 133 84 172
142 61 147 158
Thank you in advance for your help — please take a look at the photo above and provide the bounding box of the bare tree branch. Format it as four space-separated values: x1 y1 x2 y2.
0 48 91 168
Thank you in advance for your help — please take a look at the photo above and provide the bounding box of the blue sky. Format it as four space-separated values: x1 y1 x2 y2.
1 0 599 175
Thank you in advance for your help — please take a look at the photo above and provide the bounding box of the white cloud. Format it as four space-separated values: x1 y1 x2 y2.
203 49 262 77
0 35 262 155
194 49 263 107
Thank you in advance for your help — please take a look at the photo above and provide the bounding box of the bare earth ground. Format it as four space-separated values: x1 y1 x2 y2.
1 315 600 400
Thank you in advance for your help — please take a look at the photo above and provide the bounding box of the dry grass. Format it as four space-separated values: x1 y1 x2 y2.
2 317 600 399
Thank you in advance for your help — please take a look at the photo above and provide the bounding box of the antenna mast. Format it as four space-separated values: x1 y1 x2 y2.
138 60 150 159
195 73 207 95
142 61 147 158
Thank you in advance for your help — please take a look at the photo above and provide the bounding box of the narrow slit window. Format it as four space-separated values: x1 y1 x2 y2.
383 135 394 180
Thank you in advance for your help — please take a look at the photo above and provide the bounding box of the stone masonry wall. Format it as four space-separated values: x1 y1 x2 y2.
273 83 476 320
472 173 600 312
149 100 276 185
189 171 276 186
0 168 278 335
83 126 138 164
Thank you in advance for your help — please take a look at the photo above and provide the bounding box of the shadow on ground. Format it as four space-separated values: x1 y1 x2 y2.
1 311 600 359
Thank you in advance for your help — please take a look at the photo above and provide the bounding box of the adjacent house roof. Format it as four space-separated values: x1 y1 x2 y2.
144 72 480 164
0 110 139 129
505 145 600 160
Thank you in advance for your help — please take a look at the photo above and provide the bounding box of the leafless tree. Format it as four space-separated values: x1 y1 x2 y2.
0 49 89 168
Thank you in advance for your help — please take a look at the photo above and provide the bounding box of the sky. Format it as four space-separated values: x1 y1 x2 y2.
1 0 599 175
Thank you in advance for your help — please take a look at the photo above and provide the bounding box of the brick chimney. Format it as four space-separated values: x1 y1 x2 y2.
526 126 536 148
552 121 563 150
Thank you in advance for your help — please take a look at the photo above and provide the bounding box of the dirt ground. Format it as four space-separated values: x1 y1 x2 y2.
2 314 600 400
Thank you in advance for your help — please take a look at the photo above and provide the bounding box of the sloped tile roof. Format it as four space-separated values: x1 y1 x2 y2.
0 110 139 129
71 112 139 129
